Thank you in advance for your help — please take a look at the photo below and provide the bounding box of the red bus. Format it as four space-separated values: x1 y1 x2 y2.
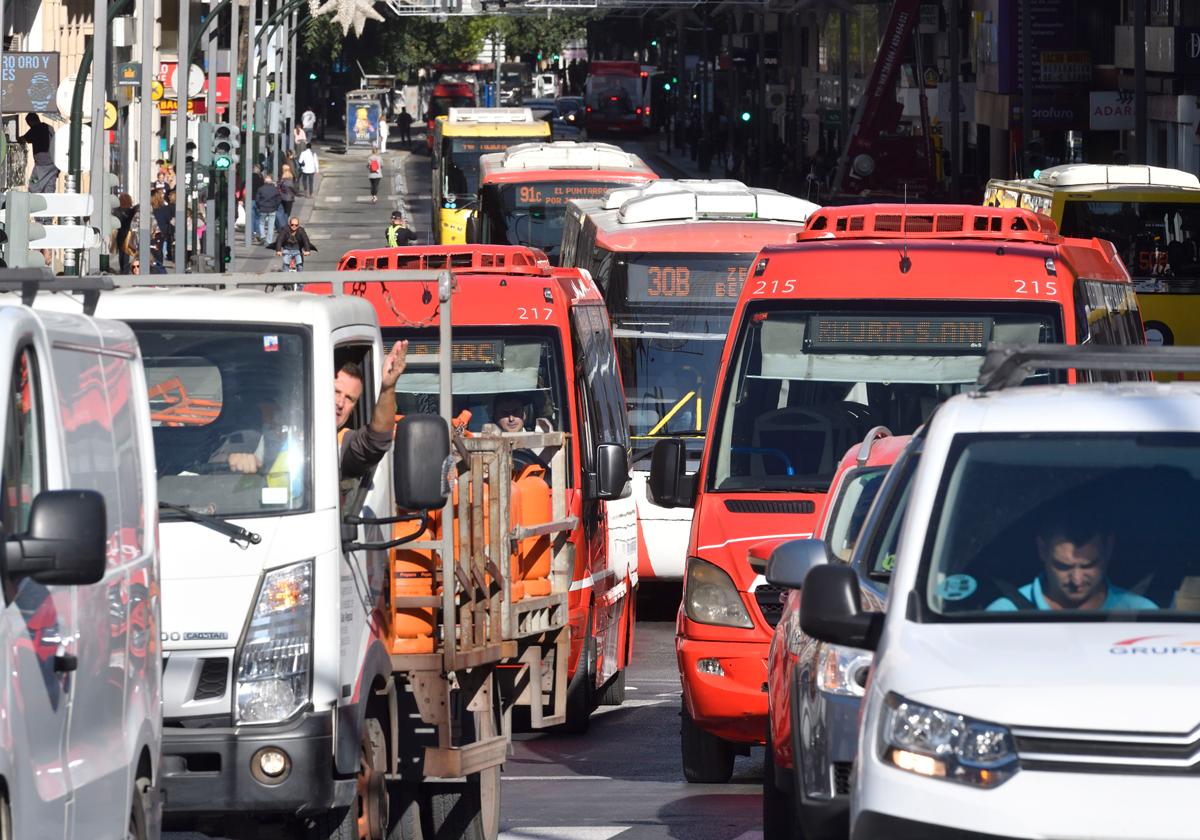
584 61 646 135
474 141 658 264
646 204 1146 783
425 80 476 151
336 244 639 732
560 180 819 583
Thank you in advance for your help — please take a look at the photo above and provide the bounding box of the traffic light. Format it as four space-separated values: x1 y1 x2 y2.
663 82 671 91
740 110 752 122
212 123 239 171
308 71 318 80
197 122 214 166
650 39 658 47
0 191 48 269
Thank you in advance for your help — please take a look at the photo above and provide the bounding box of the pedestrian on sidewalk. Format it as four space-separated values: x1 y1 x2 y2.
293 123 306 150
298 145 318 197
277 165 298 229
255 174 282 244
367 146 384 204
378 117 390 151
398 107 413 144
302 108 316 144
386 210 418 247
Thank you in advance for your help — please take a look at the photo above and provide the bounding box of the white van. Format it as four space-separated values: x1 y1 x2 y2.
801 345 1200 840
0 276 161 839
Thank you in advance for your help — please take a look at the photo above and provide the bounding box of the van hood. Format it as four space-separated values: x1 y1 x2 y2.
887 622 1200 734
158 513 335 650
690 493 821 589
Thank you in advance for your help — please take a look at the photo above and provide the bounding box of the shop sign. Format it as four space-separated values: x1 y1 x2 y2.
158 97 207 115
1 52 59 113
1177 28 1200 75
1090 90 1134 130
1041 51 1092 84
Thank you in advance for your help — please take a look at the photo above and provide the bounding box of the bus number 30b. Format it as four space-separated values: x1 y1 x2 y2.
647 266 691 297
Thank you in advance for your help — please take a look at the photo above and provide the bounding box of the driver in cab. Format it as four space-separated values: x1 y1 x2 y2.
988 508 1158 612
226 341 409 479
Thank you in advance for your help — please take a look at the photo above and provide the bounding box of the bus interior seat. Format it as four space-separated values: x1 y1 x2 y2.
751 403 876 480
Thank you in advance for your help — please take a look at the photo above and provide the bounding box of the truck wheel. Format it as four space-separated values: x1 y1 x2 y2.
311 718 389 840
1 791 12 840
597 669 626 706
680 708 734 783
561 607 596 734
422 776 484 840
127 776 151 840
386 782 424 840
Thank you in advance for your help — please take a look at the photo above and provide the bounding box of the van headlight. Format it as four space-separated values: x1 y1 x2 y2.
684 557 753 628
237 561 313 724
817 645 872 697
878 693 1017 788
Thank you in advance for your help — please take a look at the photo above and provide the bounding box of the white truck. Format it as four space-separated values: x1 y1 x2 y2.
81 272 574 840
0 274 162 840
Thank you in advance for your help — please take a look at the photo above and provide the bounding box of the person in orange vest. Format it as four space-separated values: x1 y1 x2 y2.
225 341 409 479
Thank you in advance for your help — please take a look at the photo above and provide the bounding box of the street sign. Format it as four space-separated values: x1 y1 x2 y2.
158 98 206 115
117 61 141 87
104 101 118 129
151 80 164 101
0 53 59 113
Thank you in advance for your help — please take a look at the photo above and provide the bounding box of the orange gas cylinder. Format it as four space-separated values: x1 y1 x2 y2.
390 513 439 654
510 462 553 600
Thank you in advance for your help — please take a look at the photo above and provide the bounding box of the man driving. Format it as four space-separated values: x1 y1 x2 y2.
988 508 1157 611
228 341 408 479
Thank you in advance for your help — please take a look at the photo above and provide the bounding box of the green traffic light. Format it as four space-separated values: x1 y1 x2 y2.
663 82 671 91
650 39 658 47
308 71 318 80
214 155 232 170
740 111 751 122
672 76 678 84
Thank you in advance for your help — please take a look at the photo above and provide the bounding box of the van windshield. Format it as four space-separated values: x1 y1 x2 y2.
389 330 569 437
131 325 311 517
921 433 1200 620
709 305 1059 492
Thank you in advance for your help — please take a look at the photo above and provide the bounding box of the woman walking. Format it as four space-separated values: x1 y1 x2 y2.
277 164 298 229
367 146 383 204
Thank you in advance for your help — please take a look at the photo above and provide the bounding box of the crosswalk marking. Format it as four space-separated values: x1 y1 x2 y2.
502 775 612 781
325 196 343 203
348 233 371 240
500 828 629 839
308 233 333 240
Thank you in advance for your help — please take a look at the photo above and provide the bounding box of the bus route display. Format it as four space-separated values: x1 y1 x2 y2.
625 257 755 304
505 182 621 208
451 139 524 156
805 315 992 353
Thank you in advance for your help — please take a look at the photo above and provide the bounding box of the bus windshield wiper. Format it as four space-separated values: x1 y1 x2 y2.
158 501 262 548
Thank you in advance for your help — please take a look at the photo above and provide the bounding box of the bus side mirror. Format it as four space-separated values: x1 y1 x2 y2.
5 490 107 586
465 211 479 243
589 443 630 500
393 415 450 511
647 439 696 509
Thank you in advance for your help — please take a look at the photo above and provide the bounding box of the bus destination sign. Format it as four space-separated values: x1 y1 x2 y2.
626 260 752 304
510 183 619 207
805 315 992 353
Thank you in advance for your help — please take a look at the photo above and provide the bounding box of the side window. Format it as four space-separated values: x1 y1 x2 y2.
109 358 146 562
570 309 599 472
2 349 45 536
334 344 375 431
1076 280 1147 381
569 305 630 456
857 450 920 594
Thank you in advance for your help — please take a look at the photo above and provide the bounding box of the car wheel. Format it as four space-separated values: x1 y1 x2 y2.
763 729 803 840
560 606 596 734
127 777 152 840
680 708 734 783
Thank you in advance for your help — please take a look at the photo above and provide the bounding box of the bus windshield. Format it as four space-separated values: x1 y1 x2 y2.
588 76 639 115
444 138 530 200
709 305 1060 493
428 95 473 120
133 324 311 517
389 329 569 437
480 181 638 261
1059 199 1200 283
608 252 753 445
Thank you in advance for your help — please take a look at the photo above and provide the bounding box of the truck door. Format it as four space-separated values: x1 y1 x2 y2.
1 345 71 840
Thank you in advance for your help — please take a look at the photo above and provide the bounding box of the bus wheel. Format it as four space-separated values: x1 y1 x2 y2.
561 607 596 733
681 708 734 784
598 669 625 706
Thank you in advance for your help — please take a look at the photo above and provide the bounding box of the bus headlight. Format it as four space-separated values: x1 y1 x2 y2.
685 557 753 629
237 561 313 724
878 693 1017 788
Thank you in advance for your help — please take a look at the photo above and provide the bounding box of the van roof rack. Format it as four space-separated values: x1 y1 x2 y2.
0 269 113 315
798 205 1059 242
977 344 1200 391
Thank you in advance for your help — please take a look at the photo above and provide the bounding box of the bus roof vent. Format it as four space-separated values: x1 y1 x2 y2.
447 107 534 124
613 180 819 224
1036 164 1200 189
345 245 553 274
797 205 1060 242
496 141 647 171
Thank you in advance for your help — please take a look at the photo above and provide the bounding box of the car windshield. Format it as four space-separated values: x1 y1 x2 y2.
389 330 568 437
921 433 1200 620
1060 199 1200 284
825 467 888 562
709 305 1059 492
480 181 642 262
132 324 310 517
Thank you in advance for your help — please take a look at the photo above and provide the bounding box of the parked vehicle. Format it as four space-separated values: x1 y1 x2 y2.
0 275 162 840
802 344 1187 840
763 428 914 840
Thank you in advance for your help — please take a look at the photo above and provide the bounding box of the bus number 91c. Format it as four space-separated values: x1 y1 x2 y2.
519 186 544 204
647 266 691 297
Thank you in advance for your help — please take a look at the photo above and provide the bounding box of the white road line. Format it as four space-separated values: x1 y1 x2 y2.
500 828 629 840
308 233 333 240
355 196 374 203
348 233 370 239
501 775 612 781
325 196 343 203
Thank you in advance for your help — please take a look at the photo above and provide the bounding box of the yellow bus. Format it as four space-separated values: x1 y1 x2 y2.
431 107 550 244
983 164 1200 347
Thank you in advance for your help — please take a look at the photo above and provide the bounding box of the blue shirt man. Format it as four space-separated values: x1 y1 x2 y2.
988 515 1157 612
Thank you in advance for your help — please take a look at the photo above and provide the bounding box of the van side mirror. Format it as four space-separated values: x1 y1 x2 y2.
647 439 696 509
393 415 450 511
4 490 107 586
799 564 883 651
589 443 629 500
765 539 830 589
